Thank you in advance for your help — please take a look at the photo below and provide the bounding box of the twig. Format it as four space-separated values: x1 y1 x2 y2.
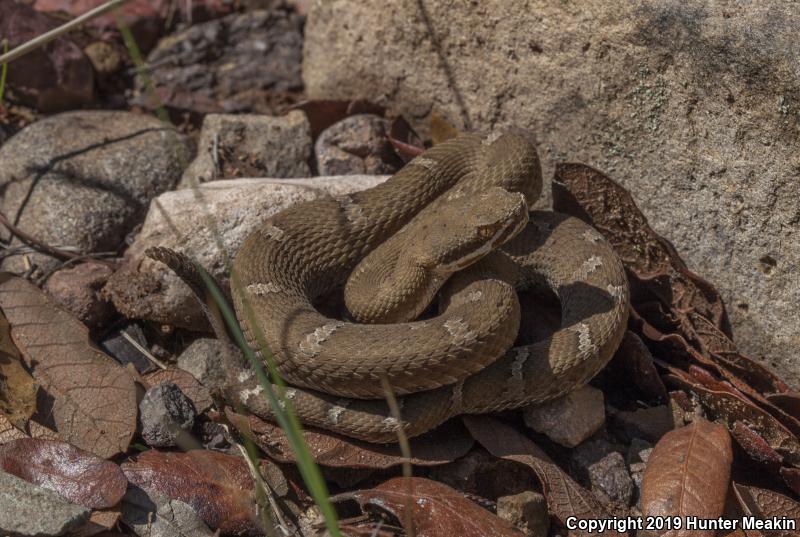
120 330 168 370
0 0 133 65
236 442 289 537
0 212 116 268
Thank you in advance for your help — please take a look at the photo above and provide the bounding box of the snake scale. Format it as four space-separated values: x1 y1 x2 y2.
220 131 630 443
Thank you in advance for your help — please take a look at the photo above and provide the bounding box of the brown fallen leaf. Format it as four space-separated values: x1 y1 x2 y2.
0 438 127 509
731 421 783 473
778 467 800 497
0 310 38 426
733 484 800 537
641 419 732 537
768 393 800 423
144 368 213 413
430 111 459 144
462 415 625 536
0 413 28 443
634 309 800 439
0 274 137 458
338 476 524 537
664 372 800 467
226 409 474 469
122 449 260 535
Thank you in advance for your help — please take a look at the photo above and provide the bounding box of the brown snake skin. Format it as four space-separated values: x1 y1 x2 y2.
225 131 630 443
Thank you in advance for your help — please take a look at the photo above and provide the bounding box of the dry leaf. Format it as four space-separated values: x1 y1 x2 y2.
664 372 800 467
0 438 127 509
340 476 524 537
430 111 459 144
226 409 474 469
731 421 783 473
122 449 260 535
0 274 137 458
641 419 732 537
462 415 624 536
144 368 213 413
0 413 28 443
734 484 800 537
0 311 37 426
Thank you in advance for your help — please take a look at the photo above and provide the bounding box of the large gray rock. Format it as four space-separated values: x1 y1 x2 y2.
303 0 800 386
0 469 90 536
0 111 193 273
180 112 311 187
105 176 388 329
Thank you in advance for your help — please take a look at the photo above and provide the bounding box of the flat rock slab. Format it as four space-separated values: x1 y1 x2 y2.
0 469 90 536
0 110 193 273
304 0 800 386
105 175 388 329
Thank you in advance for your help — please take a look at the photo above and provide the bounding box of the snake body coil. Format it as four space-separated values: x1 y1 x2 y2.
232 131 630 443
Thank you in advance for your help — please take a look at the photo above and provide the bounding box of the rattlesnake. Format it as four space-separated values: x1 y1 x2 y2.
223 131 630 443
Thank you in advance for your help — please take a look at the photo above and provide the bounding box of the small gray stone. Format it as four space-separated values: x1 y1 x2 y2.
122 486 215 537
104 175 389 329
180 112 311 187
586 451 634 506
627 438 653 466
0 469 90 536
315 114 402 175
0 111 193 274
140 382 197 448
177 338 239 392
627 438 653 507
523 385 605 447
610 405 675 443
496 491 549 537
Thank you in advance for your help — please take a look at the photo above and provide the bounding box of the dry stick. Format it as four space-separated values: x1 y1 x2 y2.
0 0 132 65
0 211 116 269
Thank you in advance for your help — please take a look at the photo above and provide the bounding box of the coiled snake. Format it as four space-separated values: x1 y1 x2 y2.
218 131 631 443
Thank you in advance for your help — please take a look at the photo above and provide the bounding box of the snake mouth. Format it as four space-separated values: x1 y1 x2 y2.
436 205 530 274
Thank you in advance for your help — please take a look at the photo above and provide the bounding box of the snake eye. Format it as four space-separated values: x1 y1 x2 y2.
477 224 498 239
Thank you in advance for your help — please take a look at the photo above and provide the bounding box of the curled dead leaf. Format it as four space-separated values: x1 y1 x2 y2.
664 372 800 467
462 415 625 536
0 275 137 458
337 476 524 537
122 449 260 535
641 419 732 537
0 311 37 427
0 438 127 509
733 484 800 537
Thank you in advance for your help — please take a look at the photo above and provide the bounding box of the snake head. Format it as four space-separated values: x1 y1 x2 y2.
429 187 529 273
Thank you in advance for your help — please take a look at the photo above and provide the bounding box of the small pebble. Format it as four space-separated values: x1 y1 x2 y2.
139 382 197 448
